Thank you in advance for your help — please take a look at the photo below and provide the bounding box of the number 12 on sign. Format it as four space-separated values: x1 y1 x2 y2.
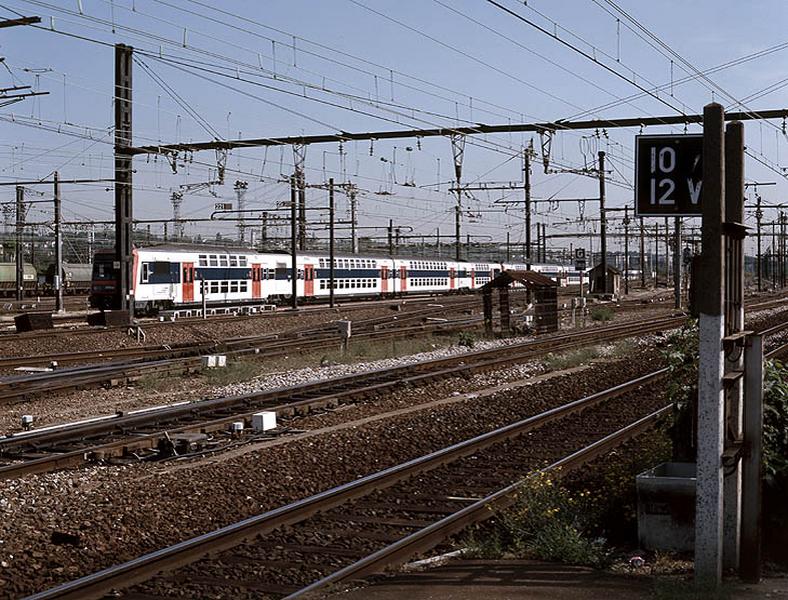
635 134 703 217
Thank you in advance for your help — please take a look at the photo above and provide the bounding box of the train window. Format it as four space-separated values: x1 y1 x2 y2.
219 255 229 267
230 281 239 293
210 281 219 294
220 281 229 293
209 255 218 267
141 263 150 283
229 255 238 267
198 255 208 267
239 256 248 267
240 281 248 292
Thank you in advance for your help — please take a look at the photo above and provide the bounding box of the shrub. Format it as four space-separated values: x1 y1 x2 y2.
763 359 788 482
590 306 614 322
465 472 610 568
457 331 476 348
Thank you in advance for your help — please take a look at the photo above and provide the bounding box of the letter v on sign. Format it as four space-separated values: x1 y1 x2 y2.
635 133 704 217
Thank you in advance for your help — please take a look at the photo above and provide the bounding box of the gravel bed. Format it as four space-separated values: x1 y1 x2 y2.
0 334 531 434
131 373 672 598
4 303 786 436
0 303 423 359
0 347 663 598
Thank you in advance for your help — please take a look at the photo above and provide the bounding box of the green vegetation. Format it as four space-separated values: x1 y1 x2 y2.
199 359 261 386
457 331 476 348
661 321 699 461
465 472 610 568
134 372 180 392
544 347 601 371
763 359 788 482
652 578 733 600
590 306 614 322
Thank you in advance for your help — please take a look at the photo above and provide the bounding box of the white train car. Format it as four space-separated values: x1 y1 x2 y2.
91 244 574 312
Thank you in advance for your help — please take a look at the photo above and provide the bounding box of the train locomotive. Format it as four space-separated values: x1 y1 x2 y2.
90 245 574 313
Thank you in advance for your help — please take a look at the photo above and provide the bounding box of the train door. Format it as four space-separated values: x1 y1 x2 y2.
252 263 262 299
399 265 407 292
380 265 389 293
449 267 456 290
182 262 195 303
471 269 476 289
304 264 315 296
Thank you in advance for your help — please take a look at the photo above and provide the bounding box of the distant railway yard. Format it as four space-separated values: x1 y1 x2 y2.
0 287 786 599
4 4 788 598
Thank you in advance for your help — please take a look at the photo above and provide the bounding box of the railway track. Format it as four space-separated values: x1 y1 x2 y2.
0 292 487 339
0 314 685 480
0 306 483 402
0 299 479 369
23 368 671 600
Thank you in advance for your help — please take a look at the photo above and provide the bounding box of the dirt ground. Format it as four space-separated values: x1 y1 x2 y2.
330 560 788 599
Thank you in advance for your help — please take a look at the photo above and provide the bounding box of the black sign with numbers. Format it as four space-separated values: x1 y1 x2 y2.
635 134 703 217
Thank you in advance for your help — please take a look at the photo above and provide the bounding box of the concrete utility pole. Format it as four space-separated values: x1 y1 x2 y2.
756 196 762 291
524 147 532 269
298 175 306 251
723 120 744 570
290 175 298 310
598 151 607 294
54 172 63 313
654 223 660 287
454 205 461 260
114 43 134 319
348 183 358 254
328 178 335 309
640 217 646 288
624 206 630 295
673 217 681 309
772 224 777 288
234 180 247 244
779 211 786 287
170 192 183 240
741 331 764 583
388 219 394 256
261 211 268 248
15 186 23 301
542 223 548 262
695 102 726 586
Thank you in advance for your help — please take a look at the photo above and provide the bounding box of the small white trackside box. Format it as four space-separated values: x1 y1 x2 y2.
252 411 277 432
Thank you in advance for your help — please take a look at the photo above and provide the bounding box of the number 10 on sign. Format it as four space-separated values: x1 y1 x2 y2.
635 134 703 217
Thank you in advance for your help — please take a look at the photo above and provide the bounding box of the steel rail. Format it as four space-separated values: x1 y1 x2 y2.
0 316 483 401
22 369 666 600
0 316 682 453
0 318 677 480
287 404 673 599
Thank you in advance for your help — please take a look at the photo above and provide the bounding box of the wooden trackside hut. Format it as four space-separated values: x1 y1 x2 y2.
588 263 621 297
480 270 559 335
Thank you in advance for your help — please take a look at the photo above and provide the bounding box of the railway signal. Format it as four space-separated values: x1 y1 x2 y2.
635 134 703 217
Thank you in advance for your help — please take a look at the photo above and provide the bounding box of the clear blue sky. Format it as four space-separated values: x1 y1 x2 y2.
1 0 787 256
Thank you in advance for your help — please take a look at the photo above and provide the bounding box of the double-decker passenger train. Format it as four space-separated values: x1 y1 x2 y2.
90 245 574 312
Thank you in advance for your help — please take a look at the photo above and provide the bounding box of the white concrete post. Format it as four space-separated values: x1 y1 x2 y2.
695 102 726 586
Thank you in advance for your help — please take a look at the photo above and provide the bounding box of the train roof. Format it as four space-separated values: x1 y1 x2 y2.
132 245 501 264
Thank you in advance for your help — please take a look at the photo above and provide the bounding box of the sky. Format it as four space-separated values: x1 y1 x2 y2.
1 0 788 258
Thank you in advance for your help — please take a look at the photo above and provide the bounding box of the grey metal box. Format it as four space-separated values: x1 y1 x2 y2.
636 462 696 552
